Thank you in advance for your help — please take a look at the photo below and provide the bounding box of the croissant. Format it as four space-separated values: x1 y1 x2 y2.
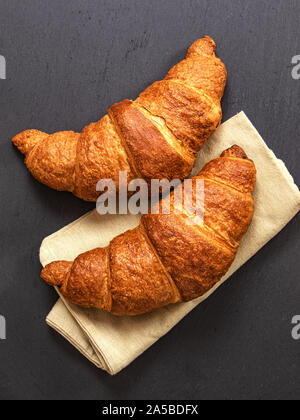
12 36 227 201
41 145 256 316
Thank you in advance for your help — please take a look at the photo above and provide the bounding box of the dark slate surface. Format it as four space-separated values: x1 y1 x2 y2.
0 0 299 400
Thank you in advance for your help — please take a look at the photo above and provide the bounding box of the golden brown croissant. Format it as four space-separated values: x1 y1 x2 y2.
12 36 227 201
41 145 256 316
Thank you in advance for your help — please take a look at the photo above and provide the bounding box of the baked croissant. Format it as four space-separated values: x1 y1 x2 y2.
12 36 227 201
41 146 256 316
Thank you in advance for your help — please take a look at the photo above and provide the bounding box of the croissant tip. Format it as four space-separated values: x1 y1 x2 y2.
221 145 248 160
188 36 217 57
12 129 41 155
203 35 216 46
11 133 24 154
41 261 72 287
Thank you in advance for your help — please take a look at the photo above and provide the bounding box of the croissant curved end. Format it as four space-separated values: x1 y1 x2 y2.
222 145 249 160
12 129 47 156
187 36 217 57
41 261 72 287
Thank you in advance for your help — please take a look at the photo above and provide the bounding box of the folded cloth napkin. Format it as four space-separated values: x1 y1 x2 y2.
40 112 300 375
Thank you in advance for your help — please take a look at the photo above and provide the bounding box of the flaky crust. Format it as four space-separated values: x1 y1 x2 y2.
12 36 227 201
41 146 256 316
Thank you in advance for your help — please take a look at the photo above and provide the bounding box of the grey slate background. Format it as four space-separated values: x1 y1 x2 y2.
0 0 299 400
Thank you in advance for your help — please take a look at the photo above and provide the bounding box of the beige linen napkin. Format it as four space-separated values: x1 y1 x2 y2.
40 112 300 375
